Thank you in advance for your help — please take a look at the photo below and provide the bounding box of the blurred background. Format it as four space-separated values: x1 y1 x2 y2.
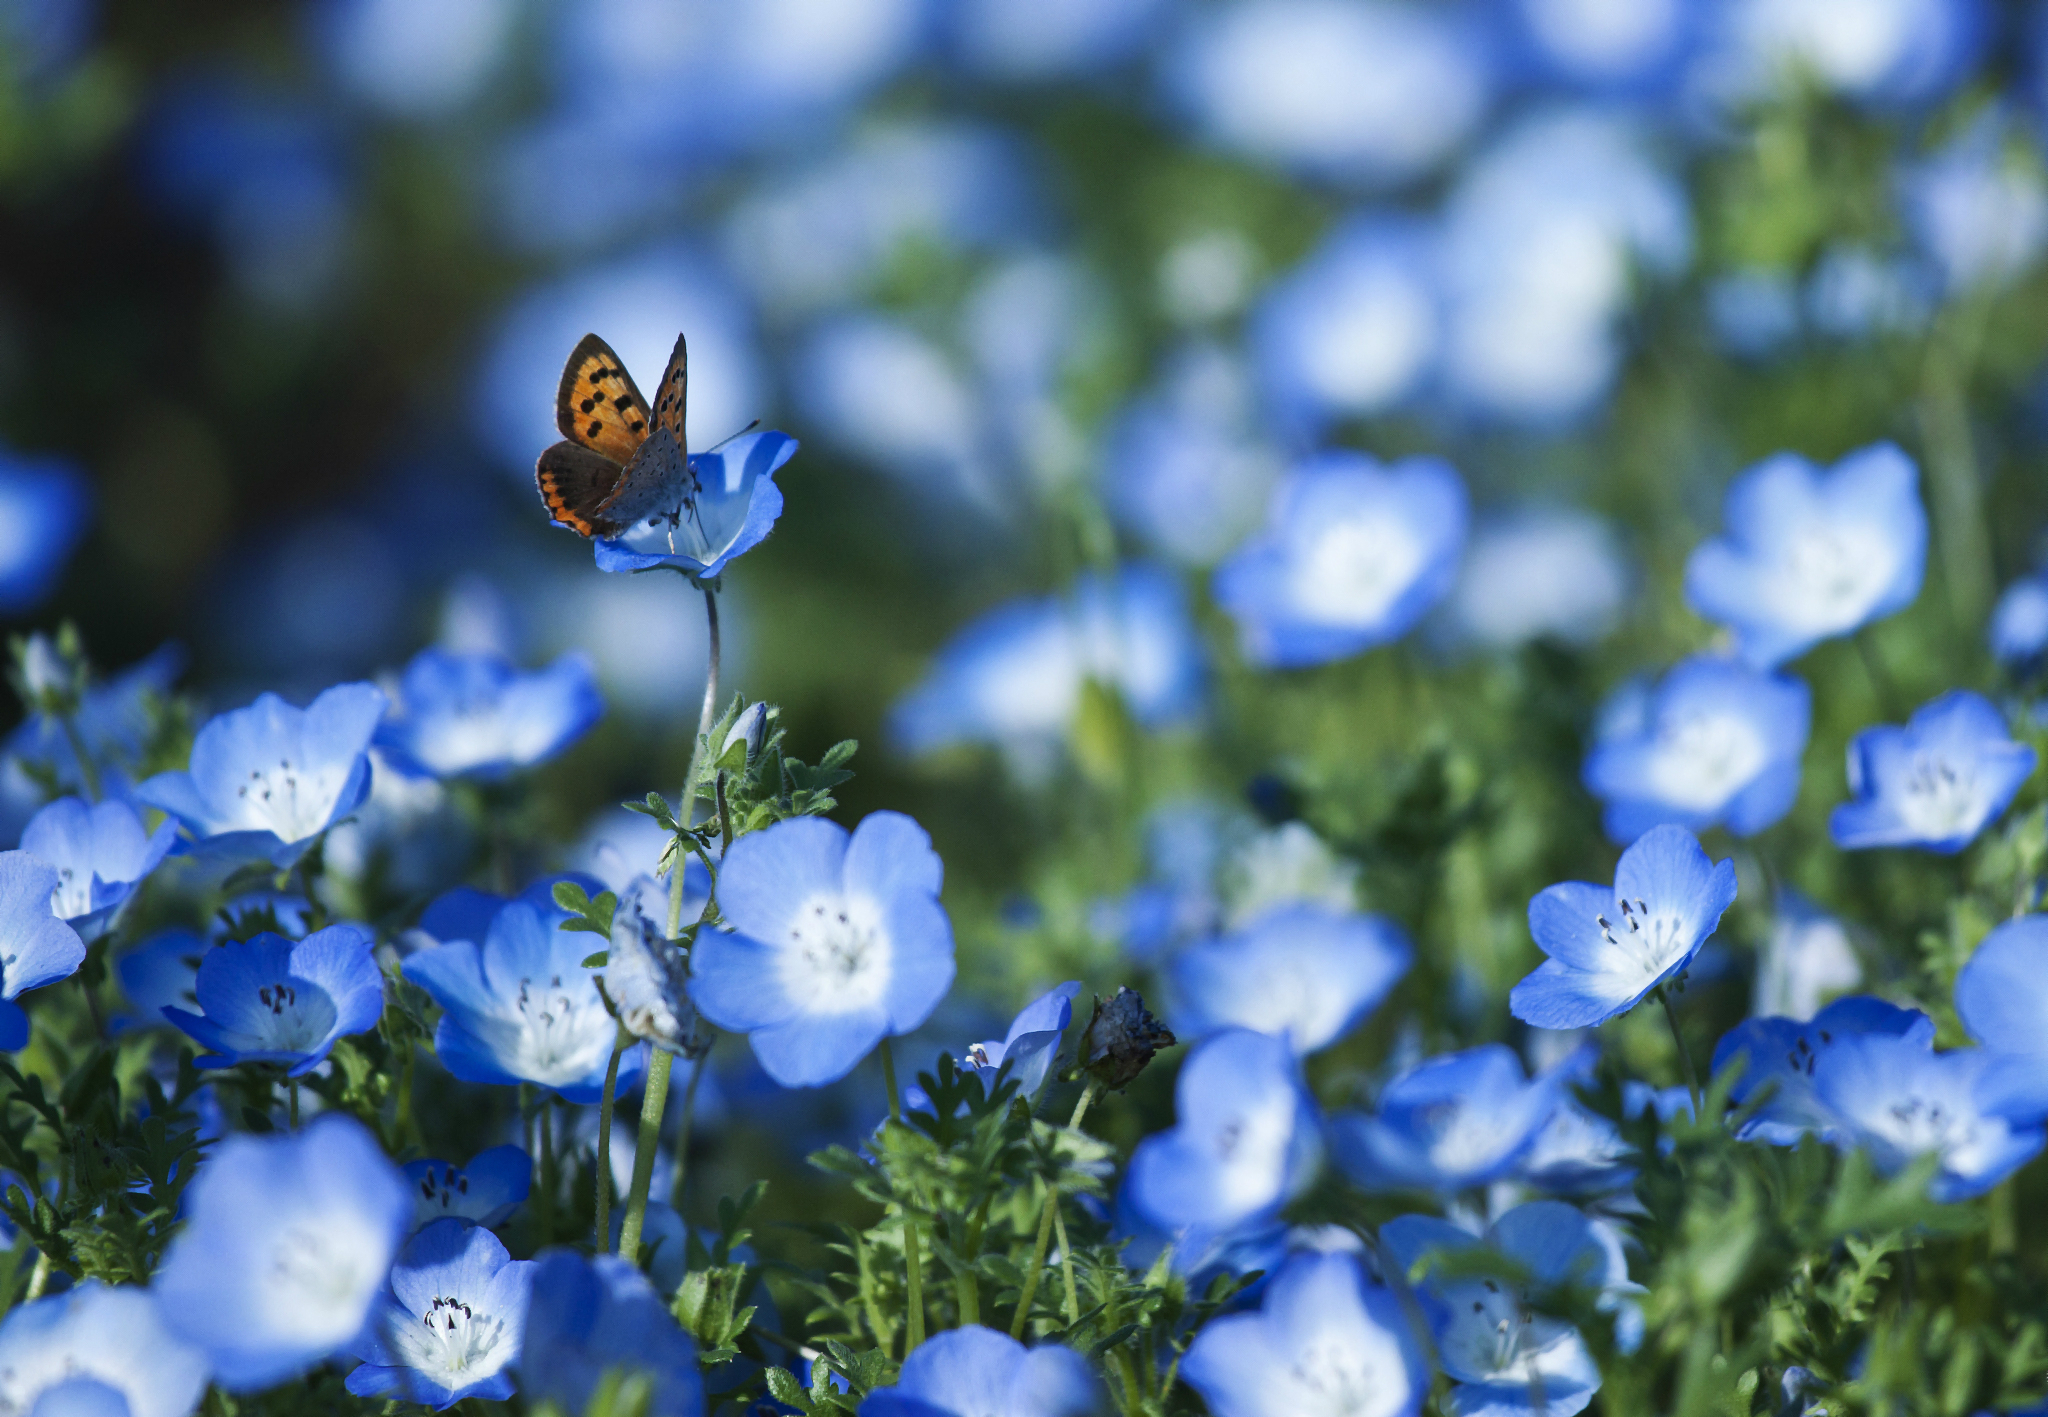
6 0 2048 1079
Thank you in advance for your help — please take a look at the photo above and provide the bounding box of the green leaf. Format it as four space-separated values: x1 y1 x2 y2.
765 1367 812 1412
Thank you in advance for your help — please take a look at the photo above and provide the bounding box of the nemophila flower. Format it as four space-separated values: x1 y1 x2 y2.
1446 508 1629 651
590 430 798 579
1169 904 1410 1055
1213 452 1468 669
1713 996 1935 1146
1683 443 1926 669
404 1145 532 1230
1755 890 1863 1021
1521 1095 1635 1197
345 1217 536 1408
517 1250 704 1417
1954 918 2048 1114
403 891 648 1103
6 643 182 803
1182 1250 1426 1417
1502 0 1698 92
311 0 518 119
1511 826 1737 1031
0 1281 209 1417
0 448 90 616
1813 1035 2046 1202
1834 692 2038 854
1111 1184 1288 1285
965 980 1080 1098
1126 1028 1321 1233
137 682 387 866
1899 109 2048 294
941 0 1165 79
19 797 177 939
1331 1044 1560 1193
114 928 204 1033
1990 570 2048 670
162 924 383 1076
375 648 602 781
1382 1201 1623 1417
153 1114 412 1390
1583 656 1811 843
861 1327 1097 1417
0 852 88 1049
690 812 955 1088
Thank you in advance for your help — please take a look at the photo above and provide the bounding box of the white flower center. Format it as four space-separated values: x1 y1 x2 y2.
1774 525 1892 632
229 979 338 1056
1283 1339 1385 1417
264 1226 378 1343
1204 1095 1295 1215
1894 752 1986 839
1644 711 1767 810
497 974 609 1083
415 1164 473 1219
390 1293 513 1386
232 755 349 842
1440 1280 1578 1384
47 866 93 922
1418 1100 1513 1177
1595 896 1691 980
1289 516 1426 626
777 892 892 1015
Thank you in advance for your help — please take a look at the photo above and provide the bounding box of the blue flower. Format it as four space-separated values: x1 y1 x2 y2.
1213 452 1467 669
1331 1044 1560 1193
403 891 647 1103
1169 904 1410 1055
1954 917 2048 1109
162 924 383 1075
1521 1097 1636 1197
1754 890 1863 1021
403 1145 533 1230
1829 691 2037 853
1713 996 1935 1146
1126 1029 1321 1233
1813 1036 2045 1202
1446 508 1630 651
153 1114 412 1391
0 448 89 616
1684 443 1927 669
1899 108 2048 294
344 1217 536 1408
1511 826 1737 1031
1990 570 2048 669
114 928 205 1034
1500 0 1699 93
0 852 88 1050
375 648 602 781
691 812 955 1088
6 643 183 803
1583 657 1810 844
310 0 518 118
0 1281 209 1417
1181 1250 1427 1417
1250 217 1440 436
966 980 1080 1098
1382 1201 1623 1417
890 565 1204 762
861 1327 1097 1417
137 682 387 866
589 430 798 580
517 1250 705 1417
19 797 176 939
941 0 1166 79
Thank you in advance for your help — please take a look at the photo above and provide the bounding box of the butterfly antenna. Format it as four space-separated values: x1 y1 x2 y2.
708 419 762 452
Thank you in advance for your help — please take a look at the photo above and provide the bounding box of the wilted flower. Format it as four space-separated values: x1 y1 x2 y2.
1080 986 1177 1090
344 1218 536 1408
604 875 706 1057
860 1326 1098 1417
162 924 384 1076
1829 691 2037 853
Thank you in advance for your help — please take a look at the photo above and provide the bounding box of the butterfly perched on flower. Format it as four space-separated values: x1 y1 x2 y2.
535 332 695 539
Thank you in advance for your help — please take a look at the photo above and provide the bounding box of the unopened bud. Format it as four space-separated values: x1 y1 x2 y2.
11 632 79 717
722 701 768 764
1081 987 1176 1090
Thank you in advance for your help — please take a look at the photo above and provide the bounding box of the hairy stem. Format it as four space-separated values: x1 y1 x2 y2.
880 1037 927 1353
617 1050 672 1263
669 584 722 939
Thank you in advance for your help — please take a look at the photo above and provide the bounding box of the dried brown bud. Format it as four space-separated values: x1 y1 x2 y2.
1081 987 1177 1090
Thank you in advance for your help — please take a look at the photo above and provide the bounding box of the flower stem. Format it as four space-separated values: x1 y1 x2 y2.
1657 985 1702 1112
618 1049 672 1264
669 584 722 939
595 1028 629 1246
1011 1074 1097 1338
1919 294 1996 630
1052 1204 1079 1324
537 1099 556 1244
287 1078 299 1131
879 1037 926 1354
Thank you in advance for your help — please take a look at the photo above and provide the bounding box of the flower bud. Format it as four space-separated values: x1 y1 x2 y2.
603 878 710 1057
722 701 769 764
1081 986 1177 1090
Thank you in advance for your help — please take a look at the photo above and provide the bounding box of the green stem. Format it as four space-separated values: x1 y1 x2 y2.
1011 1180 1058 1340
1919 295 1996 629
537 1100 555 1245
669 585 722 939
880 1038 926 1354
1053 1203 1079 1324
287 1078 300 1131
618 1050 673 1263
669 1050 708 1215
1657 985 1702 1112
595 1029 629 1246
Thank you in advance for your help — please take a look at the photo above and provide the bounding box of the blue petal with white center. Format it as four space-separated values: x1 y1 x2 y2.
966 980 1080 1099
1583 656 1811 844
136 682 387 866
0 851 89 1049
1213 451 1468 669
691 812 956 1088
6 644 183 803
376 649 602 782
1511 825 1737 1031
162 924 384 1076
859 1326 1098 1417
1126 1028 1321 1233
589 431 796 579
1331 1044 1560 1193
1829 691 2036 854
19 797 176 940
1683 443 1927 669
1712 995 1935 1146
345 1217 536 1409
516 1250 704 1417
0 1281 208 1417
1169 903 1410 1055
153 1114 413 1391
1181 1249 1427 1417
403 890 647 1103
403 1144 533 1230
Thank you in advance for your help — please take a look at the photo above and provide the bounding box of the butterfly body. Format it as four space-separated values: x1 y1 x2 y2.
536 332 693 539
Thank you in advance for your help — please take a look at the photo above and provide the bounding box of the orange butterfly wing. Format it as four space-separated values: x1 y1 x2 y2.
536 441 626 537
647 332 687 451
555 333 653 465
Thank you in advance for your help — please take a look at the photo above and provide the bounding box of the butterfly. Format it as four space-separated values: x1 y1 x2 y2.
535 332 696 540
